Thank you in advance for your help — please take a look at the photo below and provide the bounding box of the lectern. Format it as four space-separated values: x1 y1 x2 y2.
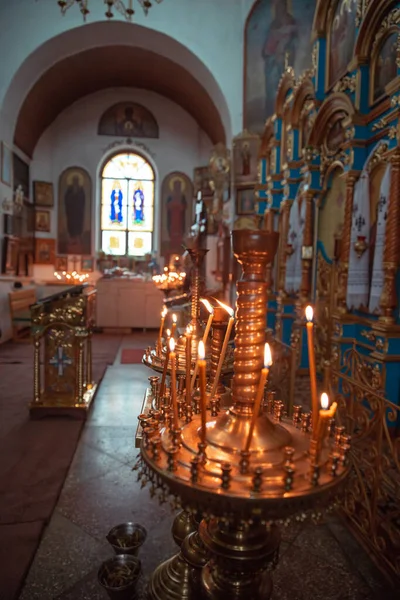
29 284 97 419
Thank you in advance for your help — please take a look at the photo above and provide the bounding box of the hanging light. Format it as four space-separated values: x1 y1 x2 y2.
56 0 163 22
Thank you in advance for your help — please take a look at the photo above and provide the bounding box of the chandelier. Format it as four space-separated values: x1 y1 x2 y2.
57 0 163 21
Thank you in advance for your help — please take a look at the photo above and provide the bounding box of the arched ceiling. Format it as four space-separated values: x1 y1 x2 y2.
14 45 226 157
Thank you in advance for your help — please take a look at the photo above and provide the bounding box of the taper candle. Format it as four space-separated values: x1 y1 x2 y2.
210 301 234 398
157 307 167 355
185 325 192 406
314 393 337 443
171 313 177 338
244 343 272 452
169 338 179 429
198 340 207 443
191 299 214 391
159 333 171 400
305 306 319 431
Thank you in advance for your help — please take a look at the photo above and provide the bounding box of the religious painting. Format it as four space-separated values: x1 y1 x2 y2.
13 153 30 200
55 256 68 271
373 32 399 102
1 142 12 187
236 188 256 215
81 257 94 272
35 209 51 233
3 236 19 275
325 112 347 154
58 167 92 255
33 181 54 207
160 172 194 260
98 102 159 138
244 0 315 133
194 166 214 200
328 0 357 88
35 238 55 265
318 170 346 260
233 132 261 184
299 100 316 150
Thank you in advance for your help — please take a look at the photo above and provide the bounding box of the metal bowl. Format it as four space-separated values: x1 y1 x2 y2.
106 522 147 556
98 554 141 600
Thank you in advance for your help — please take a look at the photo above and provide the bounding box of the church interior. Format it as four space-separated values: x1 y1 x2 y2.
1 0 400 599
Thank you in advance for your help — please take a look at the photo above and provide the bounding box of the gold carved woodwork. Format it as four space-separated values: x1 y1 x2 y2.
331 345 399 581
209 143 231 221
367 142 389 172
315 249 335 375
372 7 400 56
337 173 358 310
379 147 400 322
333 75 357 94
312 42 318 75
299 192 315 303
277 199 292 294
356 0 370 27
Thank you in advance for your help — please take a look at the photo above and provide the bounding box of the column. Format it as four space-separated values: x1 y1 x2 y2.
299 191 315 304
379 147 400 322
337 173 357 310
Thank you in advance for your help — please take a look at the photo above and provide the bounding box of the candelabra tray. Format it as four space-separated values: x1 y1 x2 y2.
142 349 234 378
137 413 350 524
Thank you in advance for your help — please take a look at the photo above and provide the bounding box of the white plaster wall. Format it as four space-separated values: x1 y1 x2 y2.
0 0 255 144
31 86 212 255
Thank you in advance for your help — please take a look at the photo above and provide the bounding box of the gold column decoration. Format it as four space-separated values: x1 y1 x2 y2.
263 209 275 291
33 338 41 404
277 199 292 294
207 305 229 397
337 173 357 311
299 191 315 304
379 146 400 322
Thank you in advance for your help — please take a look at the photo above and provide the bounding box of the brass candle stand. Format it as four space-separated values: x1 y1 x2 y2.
137 230 350 599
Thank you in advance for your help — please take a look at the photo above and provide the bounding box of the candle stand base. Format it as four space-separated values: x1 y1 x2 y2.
200 519 280 600
148 511 209 600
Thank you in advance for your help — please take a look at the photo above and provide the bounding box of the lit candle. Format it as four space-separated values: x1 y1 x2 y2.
170 338 179 429
305 306 319 431
197 191 202 201
157 307 167 355
244 344 272 452
171 313 177 338
314 393 337 442
159 333 171 400
198 340 207 443
185 325 192 407
210 301 235 398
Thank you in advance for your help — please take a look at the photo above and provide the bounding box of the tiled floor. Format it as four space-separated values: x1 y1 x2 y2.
19 334 395 600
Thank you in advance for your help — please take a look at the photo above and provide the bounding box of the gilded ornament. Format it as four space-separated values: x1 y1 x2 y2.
311 43 318 74
372 8 400 55
367 142 389 172
391 94 400 107
333 75 357 94
371 118 387 132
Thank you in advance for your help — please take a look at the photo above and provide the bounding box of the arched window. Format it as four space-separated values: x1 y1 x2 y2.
100 152 155 256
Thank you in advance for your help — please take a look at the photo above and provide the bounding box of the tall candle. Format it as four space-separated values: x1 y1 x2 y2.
191 299 214 391
198 340 207 443
185 325 192 406
169 338 179 429
210 301 235 398
171 313 177 338
157 307 167 354
244 344 272 452
159 332 171 400
305 306 319 431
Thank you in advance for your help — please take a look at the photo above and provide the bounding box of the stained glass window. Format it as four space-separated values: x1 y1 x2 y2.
101 152 155 256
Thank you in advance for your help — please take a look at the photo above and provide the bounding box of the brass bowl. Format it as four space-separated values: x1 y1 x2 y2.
106 523 147 556
232 229 279 264
98 554 141 600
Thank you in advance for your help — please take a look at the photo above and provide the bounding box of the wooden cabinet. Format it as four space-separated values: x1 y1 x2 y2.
96 278 163 329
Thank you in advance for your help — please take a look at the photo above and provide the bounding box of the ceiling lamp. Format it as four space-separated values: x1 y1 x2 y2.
57 0 163 21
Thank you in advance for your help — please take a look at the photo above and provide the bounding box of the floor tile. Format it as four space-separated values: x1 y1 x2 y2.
79 425 140 466
19 512 111 600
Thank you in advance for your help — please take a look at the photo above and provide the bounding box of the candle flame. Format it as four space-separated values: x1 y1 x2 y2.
169 337 175 352
321 392 329 409
172 313 177 323
162 307 167 318
198 340 205 360
200 298 214 314
186 324 192 334
216 299 234 317
166 329 171 338
305 305 314 322
264 343 272 367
